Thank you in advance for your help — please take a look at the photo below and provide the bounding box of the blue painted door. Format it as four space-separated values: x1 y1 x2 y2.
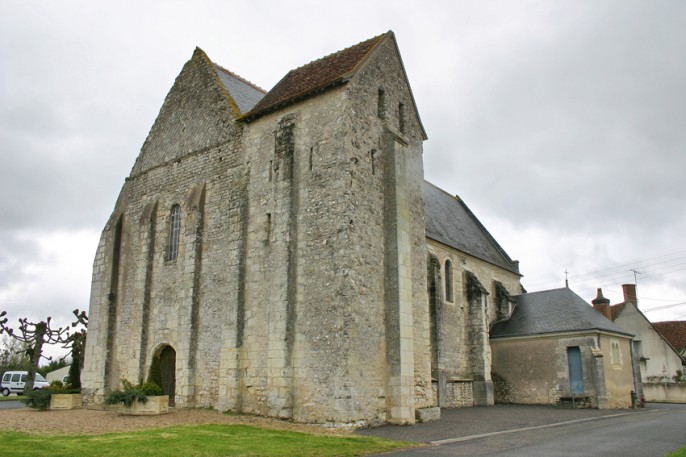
567 347 584 394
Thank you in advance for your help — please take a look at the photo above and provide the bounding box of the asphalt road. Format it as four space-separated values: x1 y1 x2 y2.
0 400 25 410
368 404 686 457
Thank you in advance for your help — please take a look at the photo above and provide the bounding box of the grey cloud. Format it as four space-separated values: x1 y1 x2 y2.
425 1 686 240
1 0 685 327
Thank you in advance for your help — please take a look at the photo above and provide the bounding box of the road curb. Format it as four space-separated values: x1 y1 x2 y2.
429 409 660 446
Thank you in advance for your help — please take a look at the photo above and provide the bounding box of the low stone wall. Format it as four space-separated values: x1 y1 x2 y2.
643 382 686 403
433 379 474 407
446 380 474 407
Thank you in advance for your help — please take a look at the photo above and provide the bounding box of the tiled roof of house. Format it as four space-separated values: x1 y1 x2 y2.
491 287 634 339
242 33 389 121
213 63 266 115
653 321 686 353
610 302 628 321
423 181 520 275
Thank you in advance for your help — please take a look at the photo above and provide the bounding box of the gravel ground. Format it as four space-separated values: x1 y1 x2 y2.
2 407 354 436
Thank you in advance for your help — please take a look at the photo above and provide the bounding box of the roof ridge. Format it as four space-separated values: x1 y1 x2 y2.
212 62 267 94
344 31 390 76
515 286 567 297
241 32 391 121
285 32 389 77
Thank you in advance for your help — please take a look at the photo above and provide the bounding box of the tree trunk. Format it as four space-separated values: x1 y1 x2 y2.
24 338 43 394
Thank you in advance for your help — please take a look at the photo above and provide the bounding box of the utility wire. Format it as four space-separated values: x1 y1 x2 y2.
527 249 686 289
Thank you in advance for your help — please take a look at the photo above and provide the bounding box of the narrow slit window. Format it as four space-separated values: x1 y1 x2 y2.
266 213 272 244
309 147 313 171
398 103 406 134
167 205 181 261
371 150 376 175
377 88 386 119
445 259 453 302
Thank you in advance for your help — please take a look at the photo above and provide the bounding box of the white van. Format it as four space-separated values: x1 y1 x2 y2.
0 371 50 396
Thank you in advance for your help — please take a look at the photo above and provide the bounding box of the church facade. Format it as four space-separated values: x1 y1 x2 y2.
82 32 523 425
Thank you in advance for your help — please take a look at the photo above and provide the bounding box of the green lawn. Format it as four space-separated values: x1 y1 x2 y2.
0 423 416 457
666 447 686 457
0 394 26 402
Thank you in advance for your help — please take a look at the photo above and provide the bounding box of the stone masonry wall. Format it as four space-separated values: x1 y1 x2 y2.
347 37 430 423
599 334 634 408
426 239 520 381
491 334 633 408
131 49 239 176
83 49 247 407
85 36 432 424
432 380 474 407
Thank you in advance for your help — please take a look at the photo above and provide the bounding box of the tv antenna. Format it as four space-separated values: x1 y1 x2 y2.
629 269 641 304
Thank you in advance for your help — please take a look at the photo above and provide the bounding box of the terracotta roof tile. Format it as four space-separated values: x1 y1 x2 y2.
610 302 628 321
653 321 686 353
242 33 389 121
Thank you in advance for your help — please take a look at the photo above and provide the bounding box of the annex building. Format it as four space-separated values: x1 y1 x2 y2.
82 31 524 425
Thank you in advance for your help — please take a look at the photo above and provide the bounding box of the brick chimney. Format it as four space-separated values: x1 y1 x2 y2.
592 288 613 321
622 283 637 305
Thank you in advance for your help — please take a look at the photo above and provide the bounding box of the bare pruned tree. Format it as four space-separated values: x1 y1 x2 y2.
63 309 88 389
0 311 71 393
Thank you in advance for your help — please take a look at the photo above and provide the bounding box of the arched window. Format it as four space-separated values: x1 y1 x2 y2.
445 259 453 302
167 205 181 261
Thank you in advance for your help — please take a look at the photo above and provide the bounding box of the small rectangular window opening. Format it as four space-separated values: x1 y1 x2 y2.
266 213 272 244
309 147 313 171
398 103 406 134
377 88 386 119
371 150 376 175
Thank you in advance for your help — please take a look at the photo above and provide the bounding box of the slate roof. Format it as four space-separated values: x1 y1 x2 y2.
242 33 388 121
423 181 520 275
490 287 634 339
652 321 686 354
213 64 266 115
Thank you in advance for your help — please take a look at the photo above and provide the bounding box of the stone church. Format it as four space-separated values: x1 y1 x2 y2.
82 31 523 425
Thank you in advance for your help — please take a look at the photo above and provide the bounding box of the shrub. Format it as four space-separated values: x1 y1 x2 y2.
106 388 148 407
47 380 80 395
105 379 163 407
140 381 163 396
147 356 162 389
23 389 52 410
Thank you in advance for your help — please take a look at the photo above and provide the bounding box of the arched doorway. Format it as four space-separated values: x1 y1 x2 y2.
158 345 176 406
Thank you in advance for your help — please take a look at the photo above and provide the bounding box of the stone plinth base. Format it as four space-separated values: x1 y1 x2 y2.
50 394 83 410
119 396 169 415
415 407 441 423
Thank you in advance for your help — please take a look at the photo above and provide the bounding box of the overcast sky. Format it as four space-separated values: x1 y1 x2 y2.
2 0 685 358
